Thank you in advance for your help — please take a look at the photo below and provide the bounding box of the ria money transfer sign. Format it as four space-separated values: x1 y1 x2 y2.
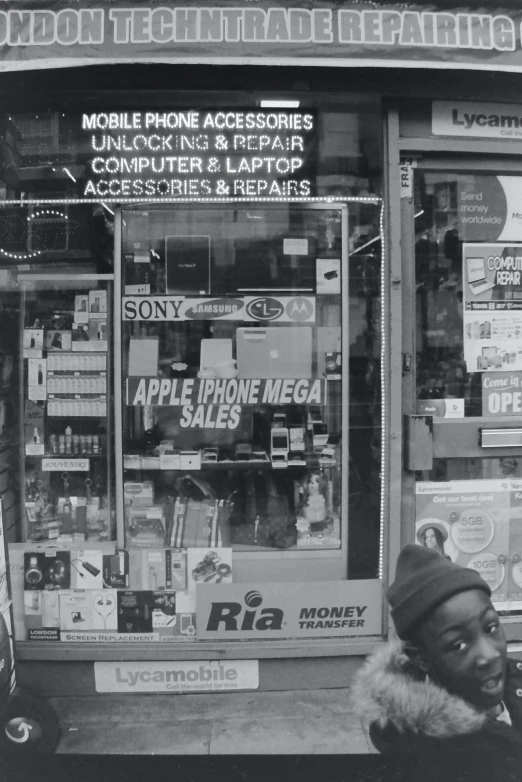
196 579 382 639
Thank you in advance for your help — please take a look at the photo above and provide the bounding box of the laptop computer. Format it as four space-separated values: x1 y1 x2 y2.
236 327 312 379
466 256 495 295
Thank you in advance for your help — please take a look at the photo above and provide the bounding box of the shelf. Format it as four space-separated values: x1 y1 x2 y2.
123 460 337 472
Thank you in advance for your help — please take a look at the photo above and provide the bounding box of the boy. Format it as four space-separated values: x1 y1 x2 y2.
352 544 522 757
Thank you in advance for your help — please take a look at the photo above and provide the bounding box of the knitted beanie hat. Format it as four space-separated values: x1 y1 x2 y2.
387 544 491 640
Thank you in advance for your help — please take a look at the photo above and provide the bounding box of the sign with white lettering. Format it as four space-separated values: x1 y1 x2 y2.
433 101 522 139
2 6 522 73
82 109 316 200
196 580 382 639
122 296 315 323
482 371 522 416
127 377 325 407
94 659 259 692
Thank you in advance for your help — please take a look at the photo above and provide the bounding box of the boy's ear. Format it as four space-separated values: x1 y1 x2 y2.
403 641 429 674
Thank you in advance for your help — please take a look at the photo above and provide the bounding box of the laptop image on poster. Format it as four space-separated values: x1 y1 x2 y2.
466 256 495 295
236 327 312 379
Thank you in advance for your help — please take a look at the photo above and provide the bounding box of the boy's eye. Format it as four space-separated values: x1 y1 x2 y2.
449 640 468 653
486 622 499 634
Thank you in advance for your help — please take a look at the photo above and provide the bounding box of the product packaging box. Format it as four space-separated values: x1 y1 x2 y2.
158 612 197 640
129 548 187 591
59 590 118 631
45 330 73 352
89 290 107 317
125 506 165 548
186 548 233 593
151 592 177 628
102 550 129 588
316 258 341 294
23 329 44 357
24 551 71 590
124 482 154 506
117 590 153 633
27 358 47 401
74 295 89 322
70 549 104 589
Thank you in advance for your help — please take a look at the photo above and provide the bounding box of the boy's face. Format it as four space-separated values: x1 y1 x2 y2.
416 589 507 710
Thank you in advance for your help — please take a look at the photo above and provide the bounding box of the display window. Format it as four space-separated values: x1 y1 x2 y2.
121 203 345 553
0 89 384 647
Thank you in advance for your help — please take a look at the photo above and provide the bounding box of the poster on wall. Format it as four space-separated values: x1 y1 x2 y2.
462 242 522 373
416 479 522 603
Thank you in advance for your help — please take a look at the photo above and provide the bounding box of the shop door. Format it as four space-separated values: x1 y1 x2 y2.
403 159 522 632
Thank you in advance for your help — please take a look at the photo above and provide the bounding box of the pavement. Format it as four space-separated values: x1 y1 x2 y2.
51 687 376 755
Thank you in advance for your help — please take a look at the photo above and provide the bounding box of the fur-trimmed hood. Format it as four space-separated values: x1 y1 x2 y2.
351 641 488 743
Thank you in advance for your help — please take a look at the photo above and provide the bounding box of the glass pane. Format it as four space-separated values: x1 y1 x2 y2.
20 277 115 543
121 203 344 552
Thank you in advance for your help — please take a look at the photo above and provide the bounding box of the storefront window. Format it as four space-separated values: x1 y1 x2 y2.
0 91 383 646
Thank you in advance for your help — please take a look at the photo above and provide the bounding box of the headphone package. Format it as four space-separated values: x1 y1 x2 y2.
24 551 71 591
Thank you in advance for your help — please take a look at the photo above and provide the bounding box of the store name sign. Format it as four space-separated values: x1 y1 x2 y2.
81 110 316 199
433 101 522 140
197 580 382 639
3 7 522 74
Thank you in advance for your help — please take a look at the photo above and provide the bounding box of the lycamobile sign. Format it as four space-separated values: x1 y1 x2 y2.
94 660 259 692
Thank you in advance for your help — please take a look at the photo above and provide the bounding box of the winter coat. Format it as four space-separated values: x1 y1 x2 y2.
352 641 522 771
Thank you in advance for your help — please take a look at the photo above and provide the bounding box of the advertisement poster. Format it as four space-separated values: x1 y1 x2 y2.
416 479 522 602
482 371 522 416
458 176 522 243
197 579 382 639
463 242 522 373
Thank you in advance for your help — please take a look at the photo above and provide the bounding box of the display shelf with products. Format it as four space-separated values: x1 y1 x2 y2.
19 275 115 544
119 203 348 555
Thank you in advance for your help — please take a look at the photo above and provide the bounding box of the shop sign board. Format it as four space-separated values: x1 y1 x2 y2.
482 371 522 416
433 101 522 140
462 242 522 373
122 296 315 323
4 5 522 73
416 479 522 602
196 579 382 639
94 659 259 693
81 109 316 200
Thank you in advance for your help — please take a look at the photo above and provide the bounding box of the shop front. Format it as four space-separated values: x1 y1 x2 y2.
3 2 522 709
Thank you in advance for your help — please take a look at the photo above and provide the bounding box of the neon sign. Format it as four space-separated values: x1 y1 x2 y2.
81 110 316 199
